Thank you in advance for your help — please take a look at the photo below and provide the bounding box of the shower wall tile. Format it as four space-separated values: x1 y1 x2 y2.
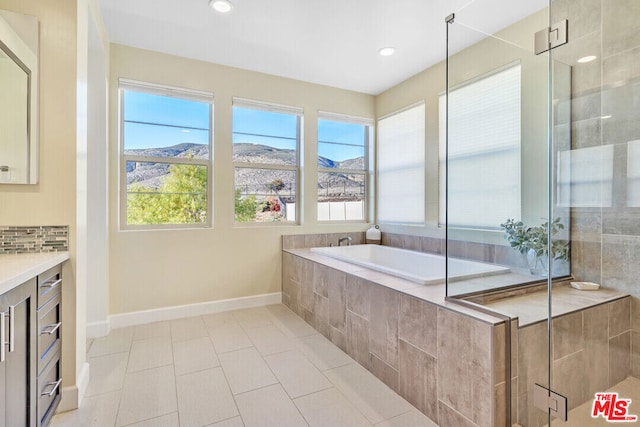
633 297 640 332
632 331 640 378
583 304 610 395
572 117 602 149
603 211 640 236
609 331 631 386
553 350 587 411
603 0 640 58
602 234 640 296
570 240 602 283
550 0 601 41
553 311 584 360
609 297 631 337
398 295 437 357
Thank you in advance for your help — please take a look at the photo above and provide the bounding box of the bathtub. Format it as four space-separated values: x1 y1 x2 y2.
310 244 510 285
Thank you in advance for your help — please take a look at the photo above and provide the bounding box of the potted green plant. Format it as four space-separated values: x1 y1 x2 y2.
500 217 570 275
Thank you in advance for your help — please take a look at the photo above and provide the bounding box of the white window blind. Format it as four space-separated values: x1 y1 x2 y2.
377 103 425 224
439 63 522 229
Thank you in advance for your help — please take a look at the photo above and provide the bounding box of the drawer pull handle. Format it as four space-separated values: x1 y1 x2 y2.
40 278 62 290
41 322 62 335
0 311 5 362
41 378 62 397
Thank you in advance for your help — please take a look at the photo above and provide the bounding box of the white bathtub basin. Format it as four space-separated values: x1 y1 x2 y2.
310 244 510 285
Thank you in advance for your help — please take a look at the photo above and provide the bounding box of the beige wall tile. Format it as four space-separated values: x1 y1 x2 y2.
346 310 370 367
398 295 437 357
437 401 476 427
398 339 437 422
609 331 631 386
553 350 587 411
583 304 610 396
632 331 640 378
328 270 347 332
346 275 371 320
437 308 493 427
369 353 399 392
370 285 399 368
553 311 584 360
609 297 631 338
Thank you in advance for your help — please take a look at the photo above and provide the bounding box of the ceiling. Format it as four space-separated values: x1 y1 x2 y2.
97 0 546 95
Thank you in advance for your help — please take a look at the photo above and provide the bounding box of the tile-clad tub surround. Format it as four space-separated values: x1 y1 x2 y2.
283 247 509 427
0 225 68 254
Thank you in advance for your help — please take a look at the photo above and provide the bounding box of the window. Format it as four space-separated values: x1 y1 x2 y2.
120 80 213 228
439 63 521 229
317 113 372 221
377 103 425 224
232 99 301 223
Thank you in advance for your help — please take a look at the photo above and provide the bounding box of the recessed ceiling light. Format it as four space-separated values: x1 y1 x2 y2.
378 47 395 57
601 115 612 119
209 0 233 13
577 55 597 63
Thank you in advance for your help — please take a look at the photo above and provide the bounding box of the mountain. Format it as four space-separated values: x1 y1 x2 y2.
126 142 365 197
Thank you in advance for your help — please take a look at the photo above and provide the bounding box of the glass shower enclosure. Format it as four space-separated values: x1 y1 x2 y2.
444 0 640 425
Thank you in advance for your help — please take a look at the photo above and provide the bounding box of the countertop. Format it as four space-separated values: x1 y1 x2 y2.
0 252 70 295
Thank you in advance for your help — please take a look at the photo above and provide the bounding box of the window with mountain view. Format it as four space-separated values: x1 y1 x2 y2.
120 80 213 228
232 99 301 223
317 114 372 221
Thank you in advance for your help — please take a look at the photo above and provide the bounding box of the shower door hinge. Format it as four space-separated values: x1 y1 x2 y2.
534 19 568 55
533 383 568 421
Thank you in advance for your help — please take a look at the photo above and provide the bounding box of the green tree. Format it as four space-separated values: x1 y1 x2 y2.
127 163 207 225
235 189 257 222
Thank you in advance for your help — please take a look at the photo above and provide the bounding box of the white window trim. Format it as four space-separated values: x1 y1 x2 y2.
119 80 214 230
232 98 302 225
317 112 373 223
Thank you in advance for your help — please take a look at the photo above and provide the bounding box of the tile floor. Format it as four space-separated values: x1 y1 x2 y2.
550 376 640 427
52 304 437 427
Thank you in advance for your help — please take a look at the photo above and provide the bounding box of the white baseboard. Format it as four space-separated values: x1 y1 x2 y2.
57 362 90 413
109 292 283 329
86 320 111 338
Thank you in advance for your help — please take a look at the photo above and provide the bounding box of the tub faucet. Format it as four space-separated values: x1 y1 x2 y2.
338 236 352 246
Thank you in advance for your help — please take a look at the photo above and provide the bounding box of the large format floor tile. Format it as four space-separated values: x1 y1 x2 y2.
53 304 433 427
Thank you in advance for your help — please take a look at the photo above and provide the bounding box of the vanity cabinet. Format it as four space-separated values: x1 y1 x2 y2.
0 261 63 427
0 277 37 427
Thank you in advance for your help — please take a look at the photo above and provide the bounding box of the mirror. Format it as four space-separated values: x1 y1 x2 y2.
0 9 38 184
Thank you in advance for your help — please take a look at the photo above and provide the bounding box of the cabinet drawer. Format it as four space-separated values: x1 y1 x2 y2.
37 292 61 373
38 355 61 427
37 265 62 308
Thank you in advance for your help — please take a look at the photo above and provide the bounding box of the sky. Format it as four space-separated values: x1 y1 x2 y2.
123 90 367 162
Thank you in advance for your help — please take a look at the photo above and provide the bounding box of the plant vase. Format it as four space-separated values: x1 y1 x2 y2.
527 249 549 276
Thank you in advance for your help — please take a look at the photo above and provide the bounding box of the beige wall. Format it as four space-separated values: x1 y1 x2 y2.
0 0 82 408
108 45 375 315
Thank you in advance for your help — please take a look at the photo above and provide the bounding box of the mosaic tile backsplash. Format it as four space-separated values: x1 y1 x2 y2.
0 226 69 254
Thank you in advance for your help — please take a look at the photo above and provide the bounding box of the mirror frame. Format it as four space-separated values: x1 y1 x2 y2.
0 10 38 185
